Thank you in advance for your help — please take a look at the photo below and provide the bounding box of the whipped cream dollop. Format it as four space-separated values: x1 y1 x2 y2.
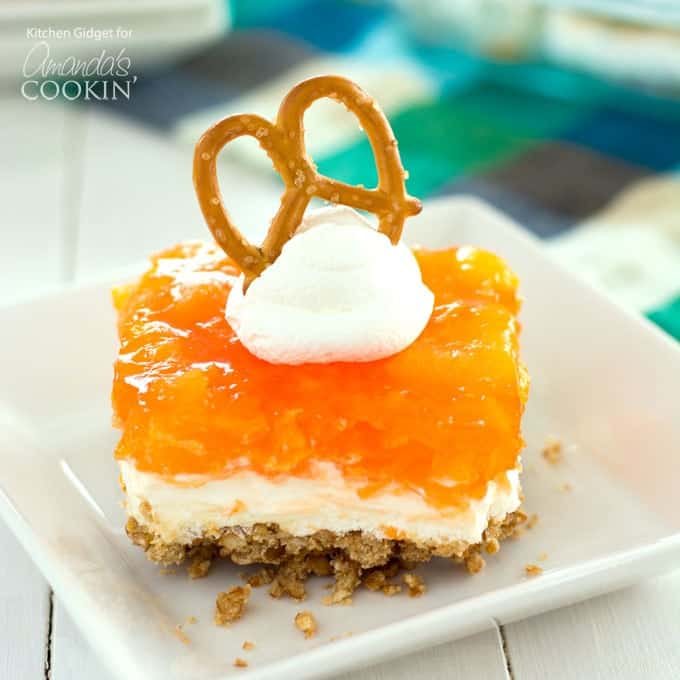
226 206 434 365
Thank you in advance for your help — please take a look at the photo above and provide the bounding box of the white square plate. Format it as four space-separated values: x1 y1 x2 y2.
1 197 679 680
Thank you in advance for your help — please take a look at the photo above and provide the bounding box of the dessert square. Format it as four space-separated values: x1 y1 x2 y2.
112 74 528 601
114 230 527 597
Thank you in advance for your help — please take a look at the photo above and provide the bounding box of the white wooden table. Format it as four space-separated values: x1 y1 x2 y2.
2 94 679 680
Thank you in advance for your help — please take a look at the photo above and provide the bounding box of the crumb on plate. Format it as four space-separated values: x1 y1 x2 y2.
242 640 255 651
403 573 426 597
525 563 543 577
233 658 248 668
542 437 563 464
526 513 539 529
214 585 251 626
173 624 190 644
294 610 317 639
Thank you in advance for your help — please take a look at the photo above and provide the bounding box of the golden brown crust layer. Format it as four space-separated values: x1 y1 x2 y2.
126 510 526 603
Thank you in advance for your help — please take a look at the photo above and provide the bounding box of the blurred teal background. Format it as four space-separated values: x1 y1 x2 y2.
101 0 680 339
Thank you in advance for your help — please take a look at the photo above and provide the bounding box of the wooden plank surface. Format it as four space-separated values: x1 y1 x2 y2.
0 522 51 680
0 94 67 680
52 602 109 680
337 629 509 680
505 572 680 680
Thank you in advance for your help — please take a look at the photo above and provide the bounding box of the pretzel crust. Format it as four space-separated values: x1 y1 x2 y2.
193 75 421 285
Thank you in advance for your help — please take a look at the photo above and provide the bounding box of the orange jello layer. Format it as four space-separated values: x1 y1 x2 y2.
112 241 528 509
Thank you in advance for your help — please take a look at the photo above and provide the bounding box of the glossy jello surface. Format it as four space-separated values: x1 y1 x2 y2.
112 241 528 508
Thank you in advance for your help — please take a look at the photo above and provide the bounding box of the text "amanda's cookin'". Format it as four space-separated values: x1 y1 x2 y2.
21 41 137 101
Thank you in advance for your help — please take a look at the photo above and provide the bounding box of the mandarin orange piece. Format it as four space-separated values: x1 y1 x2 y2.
112 242 527 508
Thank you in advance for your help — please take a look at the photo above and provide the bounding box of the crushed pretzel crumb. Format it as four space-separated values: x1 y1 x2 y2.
242 640 255 651
538 552 548 561
465 552 486 574
269 559 307 601
188 556 212 579
173 624 190 644
186 616 198 625
514 509 528 524
323 557 359 605
306 554 333 576
526 513 539 529
525 563 543 577
128 512 524 605
243 566 276 588
363 569 389 592
381 583 401 596
403 573 426 597
233 658 248 668
484 537 500 554
294 610 317 639
542 437 563 464
214 585 251 626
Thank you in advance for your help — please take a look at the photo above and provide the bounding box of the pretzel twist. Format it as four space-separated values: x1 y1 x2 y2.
193 75 421 287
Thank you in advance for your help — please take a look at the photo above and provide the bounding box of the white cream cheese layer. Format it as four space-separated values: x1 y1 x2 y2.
120 460 521 546
225 206 434 365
